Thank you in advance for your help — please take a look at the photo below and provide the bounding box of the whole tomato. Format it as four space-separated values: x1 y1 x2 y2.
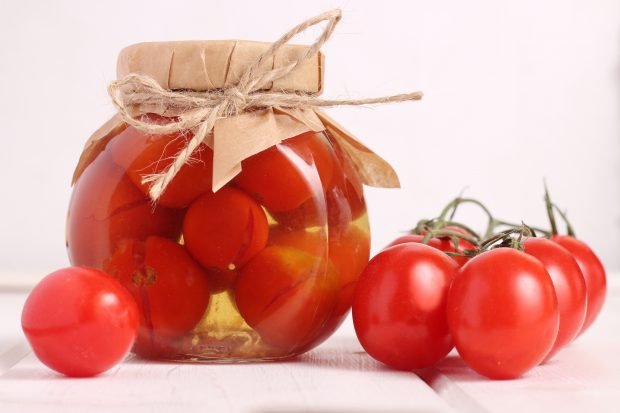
22 267 139 377
234 245 338 351
447 248 559 379
523 237 587 359
234 131 335 212
268 146 366 231
551 235 606 335
110 114 215 208
386 225 476 267
267 223 370 333
353 243 458 370
67 149 184 269
105 236 211 357
323 224 370 319
183 187 269 276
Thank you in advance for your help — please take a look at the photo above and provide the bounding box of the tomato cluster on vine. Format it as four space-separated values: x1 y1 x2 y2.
352 187 607 379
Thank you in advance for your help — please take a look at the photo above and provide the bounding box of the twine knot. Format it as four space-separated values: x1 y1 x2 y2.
107 9 423 202
222 87 248 116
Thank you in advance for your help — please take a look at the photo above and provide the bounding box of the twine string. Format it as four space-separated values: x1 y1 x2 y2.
107 9 422 201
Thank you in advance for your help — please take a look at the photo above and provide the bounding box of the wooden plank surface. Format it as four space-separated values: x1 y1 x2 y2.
1 276 619 412
0 292 453 413
0 338 454 413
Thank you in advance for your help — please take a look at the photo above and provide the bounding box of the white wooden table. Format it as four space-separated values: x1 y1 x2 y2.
1 273 619 413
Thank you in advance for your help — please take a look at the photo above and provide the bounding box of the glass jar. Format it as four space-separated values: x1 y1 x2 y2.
67 114 370 361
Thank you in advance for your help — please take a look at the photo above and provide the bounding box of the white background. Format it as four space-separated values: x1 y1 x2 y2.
0 0 618 280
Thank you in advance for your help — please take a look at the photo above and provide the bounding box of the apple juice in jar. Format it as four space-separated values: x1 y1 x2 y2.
67 114 370 361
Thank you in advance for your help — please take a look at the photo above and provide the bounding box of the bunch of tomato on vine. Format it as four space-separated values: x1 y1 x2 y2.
352 185 607 379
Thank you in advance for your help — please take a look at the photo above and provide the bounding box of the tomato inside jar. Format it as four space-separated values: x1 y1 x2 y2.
67 119 370 361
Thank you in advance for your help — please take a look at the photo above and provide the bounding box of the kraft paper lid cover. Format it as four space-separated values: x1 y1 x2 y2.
117 40 324 93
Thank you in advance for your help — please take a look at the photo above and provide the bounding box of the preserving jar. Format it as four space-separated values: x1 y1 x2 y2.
66 10 413 361
67 116 370 361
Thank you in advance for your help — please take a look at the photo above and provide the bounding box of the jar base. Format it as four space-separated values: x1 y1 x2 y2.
147 353 299 364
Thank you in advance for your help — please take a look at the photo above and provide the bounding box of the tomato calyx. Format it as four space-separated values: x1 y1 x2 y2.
477 224 536 253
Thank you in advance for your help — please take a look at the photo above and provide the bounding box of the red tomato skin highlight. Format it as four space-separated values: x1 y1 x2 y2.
447 248 559 379
21 267 139 377
551 235 606 335
352 243 458 370
523 237 587 359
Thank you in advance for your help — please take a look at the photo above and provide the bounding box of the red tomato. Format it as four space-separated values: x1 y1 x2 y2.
110 114 215 208
67 149 184 269
269 169 367 231
447 248 559 379
552 235 606 334
523 238 587 359
325 225 371 318
105 236 211 357
352 243 458 370
266 132 366 231
308 224 371 347
234 246 338 351
386 226 476 267
234 131 335 212
22 267 138 377
183 187 269 274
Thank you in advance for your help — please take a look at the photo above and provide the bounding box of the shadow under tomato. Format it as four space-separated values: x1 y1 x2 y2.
420 354 523 382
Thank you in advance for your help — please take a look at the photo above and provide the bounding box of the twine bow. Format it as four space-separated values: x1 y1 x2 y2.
108 9 423 201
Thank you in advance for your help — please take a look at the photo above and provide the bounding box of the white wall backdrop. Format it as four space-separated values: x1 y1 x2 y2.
0 0 618 280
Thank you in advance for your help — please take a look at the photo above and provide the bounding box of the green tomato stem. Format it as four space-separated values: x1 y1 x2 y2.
544 181 559 236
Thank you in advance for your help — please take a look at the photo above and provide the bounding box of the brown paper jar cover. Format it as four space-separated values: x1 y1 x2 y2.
118 40 324 93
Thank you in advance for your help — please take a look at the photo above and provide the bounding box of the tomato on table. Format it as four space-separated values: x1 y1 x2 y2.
110 114 215 208
22 267 139 377
523 237 587 359
105 236 211 357
551 235 606 335
353 243 458 370
183 187 269 281
67 148 184 269
447 248 559 379
234 131 336 212
234 245 338 351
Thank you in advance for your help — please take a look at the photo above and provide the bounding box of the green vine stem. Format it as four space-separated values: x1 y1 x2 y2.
544 181 559 235
426 228 479 248
553 205 576 237
439 197 549 238
412 219 481 241
544 182 576 237
492 219 550 237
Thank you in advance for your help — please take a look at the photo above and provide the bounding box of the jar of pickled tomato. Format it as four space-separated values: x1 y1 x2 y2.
66 39 388 361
